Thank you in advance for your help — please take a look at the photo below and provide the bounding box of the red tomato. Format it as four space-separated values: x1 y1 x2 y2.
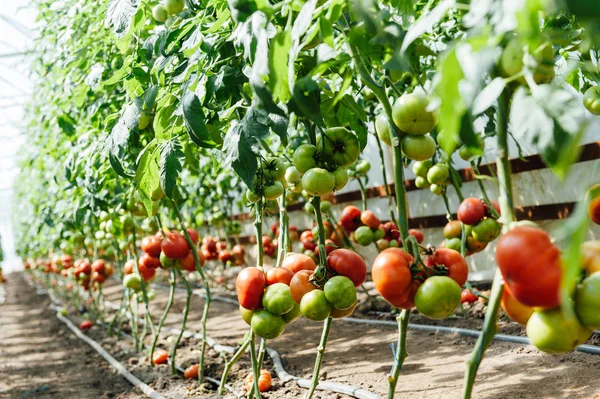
483 199 501 217
141 235 162 257
282 253 317 273
262 235 272 246
139 253 161 269
244 370 272 392
236 267 266 310
408 229 424 244
501 286 534 325
314 239 336 257
340 205 362 232
289 269 317 303
382 221 400 240
79 320 93 330
78 260 92 275
219 250 234 263
496 226 561 309
457 197 485 225
92 271 106 284
184 364 199 379
185 228 199 245
426 248 468 287
265 267 295 286
152 349 169 365
138 262 156 281
91 259 106 275
161 231 189 259
232 244 246 258
180 251 197 272
360 210 381 230
124 259 135 275
460 289 478 304
372 248 416 308
326 249 367 287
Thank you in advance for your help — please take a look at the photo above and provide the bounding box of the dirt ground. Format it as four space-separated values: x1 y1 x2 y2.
3 271 600 399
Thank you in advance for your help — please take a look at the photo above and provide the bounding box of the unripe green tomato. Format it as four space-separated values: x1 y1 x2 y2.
430 184 444 195
251 309 286 339
415 176 430 189
376 239 389 250
414 276 461 319
373 228 385 241
300 290 332 321
100 211 110 222
392 93 436 135
332 167 349 191
471 218 501 243
246 189 260 203
160 252 175 269
285 166 302 185
427 164 449 185
124 273 142 292
282 302 302 324
263 181 284 200
375 114 392 146
95 231 105 240
575 272 600 329
164 0 184 14
147 290 156 301
304 202 315 214
412 160 433 178
302 168 335 197
262 283 295 315
354 226 374 246
320 200 332 213
293 144 318 173
402 135 436 161
583 86 600 115
120 215 134 232
355 160 371 175
445 237 462 252
262 157 289 181
152 4 168 22
324 276 357 310
526 308 591 353
458 136 485 161
138 112 152 130
240 305 255 326
389 239 399 248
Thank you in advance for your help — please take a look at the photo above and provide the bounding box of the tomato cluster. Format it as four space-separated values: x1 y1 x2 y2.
412 161 451 196
497 225 597 353
372 247 467 319
200 236 245 265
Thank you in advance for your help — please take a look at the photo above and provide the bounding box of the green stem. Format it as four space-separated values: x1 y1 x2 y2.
448 163 465 202
441 192 454 221
218 337 250 395
151 269 176 366
255 201 264 269
131 228 157 353
257 337 267 369
462 88 514 399
306 317 333 399
275 192 288 267
374 131 396 222
171 269 191 375
357 178 368 212
249 332 262 399
471 162 501 219
387 309 410 399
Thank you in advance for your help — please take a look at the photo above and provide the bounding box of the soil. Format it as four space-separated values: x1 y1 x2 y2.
3 271 600 399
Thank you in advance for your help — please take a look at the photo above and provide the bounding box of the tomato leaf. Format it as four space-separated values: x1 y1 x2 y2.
105 0 140 38
182 90 221 149
400 0 455 53
159 140 184 199
269 31 292 103
472 78 506 116
134 141 161 216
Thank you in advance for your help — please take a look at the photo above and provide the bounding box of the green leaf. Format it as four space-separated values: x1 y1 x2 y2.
269 31 292 103
153 94 177 141
288 77 324 126
292 0 318 42
159 140 184 199
182 91 222 148
400 0 455 53
134 141 161 217
472 78 506 116
106 0 140 38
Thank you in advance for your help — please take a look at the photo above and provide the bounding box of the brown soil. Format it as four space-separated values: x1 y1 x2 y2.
5 272 600 399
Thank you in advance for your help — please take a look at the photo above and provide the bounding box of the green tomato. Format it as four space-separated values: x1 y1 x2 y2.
427 164 449 185
375 114 392 146
263 181 284 200
160 252 175 269
444 237 462 252
282 302 302 324
415 176 430 189
320 200 332 213
527 308 592 354
300 290 332 321
99 211 110 222
373 228 385 241
575 272 600 329
430 184 444 195
354 226 374 246
124 274 142 292
324 276 357 310
138 112 152 130
146 290 156 301
317 127 360 168
302 168 335 197
402 135 436 161
388 239 399 248
584 86 600 115
285 166 302 185
304 202 315 214
392 93 436 135
412 160 433 178
120 215 134 232
332 167 349 191
152 4 168 21
471 218 501 243
293 144 317 173
262 157 289 181
59 307 68 317
330 301 358 319
95 231 105 240
262 283 295 315
355 160 371 175
251 309 286 339
165 0 184 14
246 189 260 203
458 136 485 161
500 38 555 84
414 276 461 319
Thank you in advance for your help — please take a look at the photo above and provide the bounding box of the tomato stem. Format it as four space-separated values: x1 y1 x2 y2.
387 308 410 399
471 161 501 219
151 268 176 367
275 192 288 267
218 337 250 395
171 269 192 375
357 177 368 212
255 201 264 270
306 316 333 399
249 331 262 399
462 87 513 399
374 130 396 222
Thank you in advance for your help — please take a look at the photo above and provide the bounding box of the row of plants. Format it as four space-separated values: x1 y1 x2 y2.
15 0 600 397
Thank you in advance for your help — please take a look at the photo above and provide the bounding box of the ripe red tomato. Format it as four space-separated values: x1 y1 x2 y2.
139 253 161 269
266 267 295 286
152 349 169 365
91 259 106 275
244 370 272 392
457 198 485 225
326 249 366 287
141 235 162 257
372 248 416 308
236 267 266 310
179 251 196 272
219 250 233 263
482 199 501 217
426 248 468 287
138 262 156 281
161 231 189 259
78 260 92 275
496 226 561 308
382 221 401 240
340 205 362 232
361 210 380 230
408 229 424 244
79 320 93 330
92 271 106 284
185 228 199 245
184 364 199 379
461 289 478 304
289 270 317 303
232 244 246 258
315 239 336 257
